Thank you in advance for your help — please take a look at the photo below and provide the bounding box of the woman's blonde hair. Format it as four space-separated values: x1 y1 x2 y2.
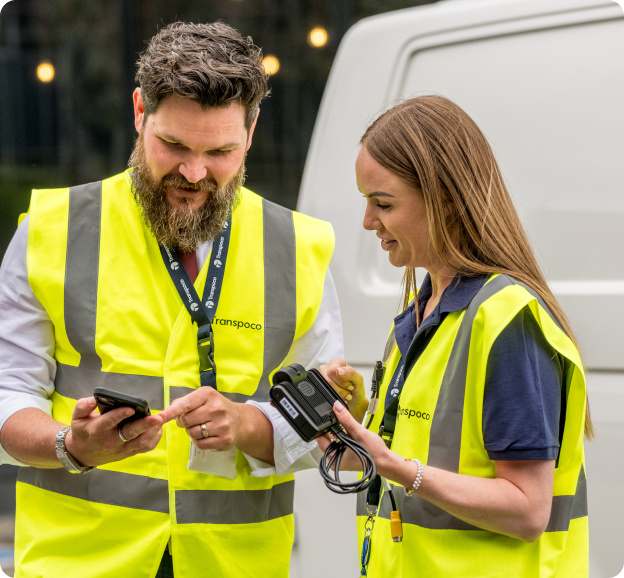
361 95 593 438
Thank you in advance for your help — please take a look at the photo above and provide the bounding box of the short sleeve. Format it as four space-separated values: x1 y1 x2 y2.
483 306 565 461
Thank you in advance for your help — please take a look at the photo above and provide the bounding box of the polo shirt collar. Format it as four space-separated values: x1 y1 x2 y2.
393 273 489 360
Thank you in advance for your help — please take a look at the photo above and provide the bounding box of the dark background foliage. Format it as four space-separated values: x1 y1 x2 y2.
0 0 438 260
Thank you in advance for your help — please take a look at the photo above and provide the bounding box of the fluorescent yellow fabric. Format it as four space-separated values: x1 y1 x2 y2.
15 171 334 578
358 276 588 577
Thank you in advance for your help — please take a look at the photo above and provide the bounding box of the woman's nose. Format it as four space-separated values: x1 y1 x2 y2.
362 205 379 231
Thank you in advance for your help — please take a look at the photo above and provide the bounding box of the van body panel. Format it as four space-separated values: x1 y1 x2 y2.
294 1 624 576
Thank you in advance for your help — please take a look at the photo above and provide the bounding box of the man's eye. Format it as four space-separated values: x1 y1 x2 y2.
161 139 183 149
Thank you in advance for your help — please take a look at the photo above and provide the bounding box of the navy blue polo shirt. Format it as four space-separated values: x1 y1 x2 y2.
391 274 565 461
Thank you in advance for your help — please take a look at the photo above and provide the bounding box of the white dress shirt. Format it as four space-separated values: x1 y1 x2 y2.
0 215 344 475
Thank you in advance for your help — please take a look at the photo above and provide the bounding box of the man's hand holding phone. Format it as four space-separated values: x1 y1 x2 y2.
63 389 165 469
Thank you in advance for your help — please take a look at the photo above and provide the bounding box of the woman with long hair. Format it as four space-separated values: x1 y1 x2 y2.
321 95 590 577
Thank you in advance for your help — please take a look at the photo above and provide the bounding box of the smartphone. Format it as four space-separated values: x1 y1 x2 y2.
93 387 151 429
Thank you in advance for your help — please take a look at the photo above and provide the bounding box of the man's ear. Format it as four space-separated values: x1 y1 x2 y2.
133 88 144 133
245 109 260 151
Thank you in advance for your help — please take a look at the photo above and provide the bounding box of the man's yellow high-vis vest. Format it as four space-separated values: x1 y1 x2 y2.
15 170 334 578
357 275 588 577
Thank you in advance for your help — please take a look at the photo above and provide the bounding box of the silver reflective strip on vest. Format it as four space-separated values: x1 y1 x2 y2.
17 467 169 513
170 386 251 404
176 480 294 524
365 463 588 532
55 363 165 410
17 467 296 524
546 464 588 532
382 328 396 363
255 199 297 402
65 182 103 372
427 274 513 473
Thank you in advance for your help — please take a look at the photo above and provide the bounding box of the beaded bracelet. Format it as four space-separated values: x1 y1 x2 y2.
404 458 424 496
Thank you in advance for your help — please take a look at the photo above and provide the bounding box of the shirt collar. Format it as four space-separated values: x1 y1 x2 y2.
424 273 489 318
393 272 489 341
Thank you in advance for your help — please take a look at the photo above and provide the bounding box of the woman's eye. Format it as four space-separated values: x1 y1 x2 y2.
377 203 391 210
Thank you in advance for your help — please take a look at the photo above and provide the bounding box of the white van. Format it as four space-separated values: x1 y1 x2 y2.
291 1 624 576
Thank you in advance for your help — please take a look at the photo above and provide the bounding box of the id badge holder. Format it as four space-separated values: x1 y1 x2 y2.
187 444 237 479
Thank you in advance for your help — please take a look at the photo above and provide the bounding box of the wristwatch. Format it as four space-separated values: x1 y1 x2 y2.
55 426 94 474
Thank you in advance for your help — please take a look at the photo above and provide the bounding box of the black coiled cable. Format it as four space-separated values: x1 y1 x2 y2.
318 427 377 494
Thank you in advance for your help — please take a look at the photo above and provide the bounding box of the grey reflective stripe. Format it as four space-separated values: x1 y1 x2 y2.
427 274 513 472
64 182 102 371
17 467 169 513
18 467 295 525
382 328 396 363
371 464 588 531
176 480 294 524
378 488 480 530
255 199 297 402
56 363 165 410
546 465 588 532
170 386 251 404
571 464 588 520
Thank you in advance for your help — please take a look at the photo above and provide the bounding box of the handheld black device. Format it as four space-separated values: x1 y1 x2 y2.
271 364 376 494
93 387 151 429
270 364 347 442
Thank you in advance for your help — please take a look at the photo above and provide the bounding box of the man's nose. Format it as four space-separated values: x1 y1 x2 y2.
178 158 208 183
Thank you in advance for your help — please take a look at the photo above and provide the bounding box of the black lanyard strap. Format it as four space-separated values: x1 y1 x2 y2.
366 357 404 510
159 218 232 390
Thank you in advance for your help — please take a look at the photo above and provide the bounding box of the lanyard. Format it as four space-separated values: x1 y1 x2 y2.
364 352 406 512
159 218 232 390
383 358 405 411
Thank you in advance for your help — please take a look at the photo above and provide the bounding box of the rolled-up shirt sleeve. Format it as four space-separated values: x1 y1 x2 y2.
0 215 56 466
243 269 344 477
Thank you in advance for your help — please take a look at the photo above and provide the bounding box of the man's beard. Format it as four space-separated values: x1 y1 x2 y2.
128 134 243 252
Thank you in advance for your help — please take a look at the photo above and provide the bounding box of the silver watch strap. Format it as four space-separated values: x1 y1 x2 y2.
55 426 94 474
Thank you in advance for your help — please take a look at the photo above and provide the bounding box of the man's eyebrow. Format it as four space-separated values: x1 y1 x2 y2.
157 132 241 149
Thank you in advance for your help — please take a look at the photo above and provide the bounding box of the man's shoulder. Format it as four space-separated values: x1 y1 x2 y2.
238 187 333 233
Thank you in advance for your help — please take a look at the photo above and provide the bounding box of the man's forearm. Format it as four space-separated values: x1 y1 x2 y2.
235 404 275 465
0 408 64 468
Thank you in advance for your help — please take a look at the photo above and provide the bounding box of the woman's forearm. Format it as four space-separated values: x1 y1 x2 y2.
377 450 555 542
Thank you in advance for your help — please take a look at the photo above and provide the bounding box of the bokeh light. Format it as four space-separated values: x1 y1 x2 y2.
36 61 55 83
262 55 280 75
308 27 328 48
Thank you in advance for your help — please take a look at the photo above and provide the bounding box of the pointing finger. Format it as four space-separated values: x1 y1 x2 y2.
159 389 210 424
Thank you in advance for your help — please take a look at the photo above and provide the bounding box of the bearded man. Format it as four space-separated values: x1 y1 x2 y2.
0 22 342 578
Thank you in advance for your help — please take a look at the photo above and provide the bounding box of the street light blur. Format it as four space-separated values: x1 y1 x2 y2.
308 27 328 48
36 61 55 83
262 55 280 75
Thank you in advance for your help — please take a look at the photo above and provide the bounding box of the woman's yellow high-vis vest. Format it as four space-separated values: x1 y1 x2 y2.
357 275 588 577
15 170 334 578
